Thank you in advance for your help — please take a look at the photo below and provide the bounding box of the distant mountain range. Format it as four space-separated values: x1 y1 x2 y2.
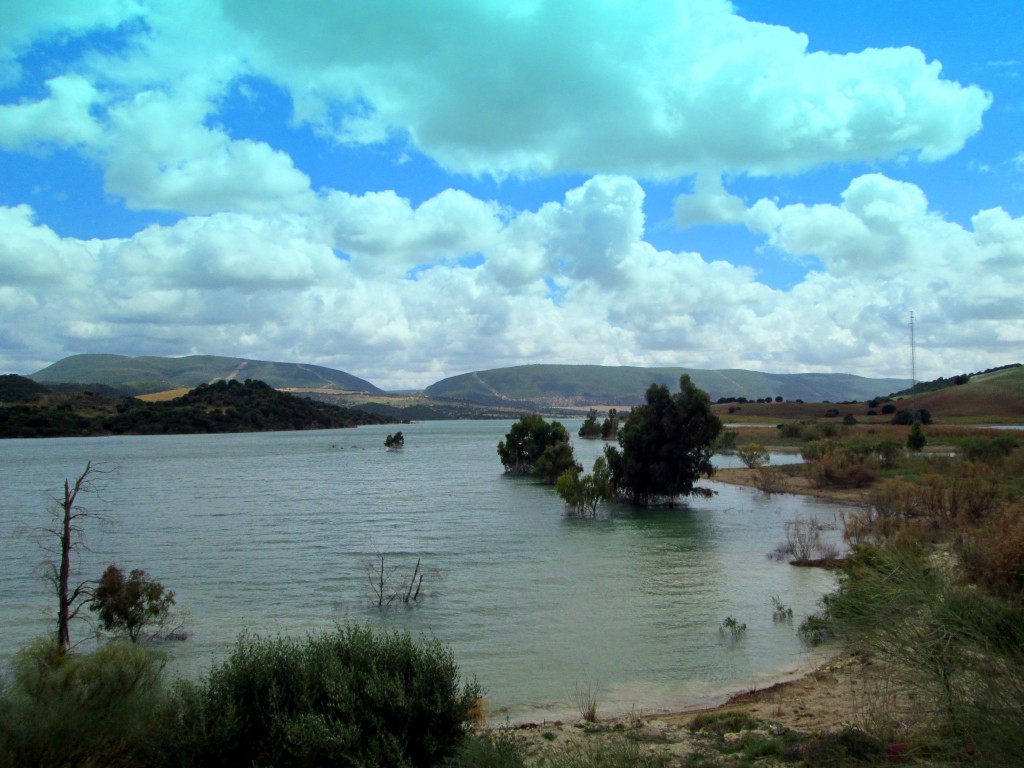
29 354 912 404
30 354 383 397
424 364 913 406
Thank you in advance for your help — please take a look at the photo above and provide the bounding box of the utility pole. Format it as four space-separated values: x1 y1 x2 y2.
909 311 916 386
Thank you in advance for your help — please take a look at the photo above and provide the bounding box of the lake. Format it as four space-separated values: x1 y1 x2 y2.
0 420 841 720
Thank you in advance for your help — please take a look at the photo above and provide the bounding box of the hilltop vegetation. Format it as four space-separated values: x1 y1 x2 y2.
425 363 911 407
0 377 395 438
30 354 383 396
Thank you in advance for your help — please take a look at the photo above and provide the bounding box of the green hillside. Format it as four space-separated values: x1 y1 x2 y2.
30 354 384 396
424 364 912 406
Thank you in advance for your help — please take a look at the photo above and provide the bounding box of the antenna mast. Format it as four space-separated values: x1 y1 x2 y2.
909 311 916 386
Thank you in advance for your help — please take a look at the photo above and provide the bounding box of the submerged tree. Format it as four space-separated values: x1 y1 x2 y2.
385 431 405 450
556 456 613 516
605 375 722 506
497 414 577 483
600 408 620 440
44 462 108 654
88 564 176 642
578 409 602 439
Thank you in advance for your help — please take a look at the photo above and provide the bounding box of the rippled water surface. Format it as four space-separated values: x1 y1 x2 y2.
0 421 840 719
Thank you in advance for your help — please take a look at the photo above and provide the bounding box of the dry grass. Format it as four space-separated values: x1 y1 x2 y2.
136 387 191 402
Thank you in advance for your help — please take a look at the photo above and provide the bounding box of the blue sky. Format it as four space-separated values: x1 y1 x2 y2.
1 0 1021 389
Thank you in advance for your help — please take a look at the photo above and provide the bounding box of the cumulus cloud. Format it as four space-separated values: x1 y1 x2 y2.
4 171 1019 388
226 0 990 178
0 0 991 215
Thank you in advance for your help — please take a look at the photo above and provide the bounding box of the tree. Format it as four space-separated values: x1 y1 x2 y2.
736 442 770 469
556 456 613 516
604 375 722 506
384 431 405 450
532 440 581 484
45 461 107 654
907 421 927 452
497 414 576 483
88 564 175 642
600 408 620 440
578 409 601 438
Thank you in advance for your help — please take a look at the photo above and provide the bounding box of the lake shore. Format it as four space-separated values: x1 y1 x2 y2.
499 465 883 763
500 650 915 765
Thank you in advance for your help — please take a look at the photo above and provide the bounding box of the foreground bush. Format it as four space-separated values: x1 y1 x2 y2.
818 544 1024 766
163 625 481 768
0 639 165 768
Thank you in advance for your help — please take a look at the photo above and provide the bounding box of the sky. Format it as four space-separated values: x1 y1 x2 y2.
1 0 1022 390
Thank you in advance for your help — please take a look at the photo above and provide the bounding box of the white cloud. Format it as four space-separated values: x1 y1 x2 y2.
226 0 991 178
2 168 1021 388
0 75 103 149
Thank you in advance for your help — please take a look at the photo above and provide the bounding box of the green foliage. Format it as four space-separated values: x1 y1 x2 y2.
687 710 761 735
578 409 602 438
712 429 737 451
533 441 582 485
600 408 620 440
0 639 166 768
816 543 1024 766
540 737 669 768
164 625 481 768
604 376 722 506
958 434 1019 463
891 407 932 425
556 457 613 516
385 431 405 449
448 730 527 768
735 442 770 469
906 421 926 452
89 564 176 642
0 379 395 438
497 414 576 483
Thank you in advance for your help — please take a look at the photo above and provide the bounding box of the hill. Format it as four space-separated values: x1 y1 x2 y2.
900 366 1024 419
30 354 384 396
424 364 912 408
0 377 396 438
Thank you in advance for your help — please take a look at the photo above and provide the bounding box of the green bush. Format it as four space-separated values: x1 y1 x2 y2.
163 625 481 768
816 544 1024 766
0 639 166 768
448 730 527 768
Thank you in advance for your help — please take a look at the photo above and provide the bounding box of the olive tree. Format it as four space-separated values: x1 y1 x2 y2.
604 376 722 506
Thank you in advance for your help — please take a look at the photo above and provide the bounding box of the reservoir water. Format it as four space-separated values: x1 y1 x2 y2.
0 420 840 720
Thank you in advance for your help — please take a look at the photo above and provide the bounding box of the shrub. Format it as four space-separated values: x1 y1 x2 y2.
0 639 166 768
776 422 803 439
958 435 1019 463
891 408 932 425
735 442 770 469
449 730 526 768
815 543 1024 766
960 500 1024 598
808 448 876 488
163 625 481 768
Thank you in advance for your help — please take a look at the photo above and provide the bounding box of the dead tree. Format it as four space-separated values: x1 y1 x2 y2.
45 461 108 653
